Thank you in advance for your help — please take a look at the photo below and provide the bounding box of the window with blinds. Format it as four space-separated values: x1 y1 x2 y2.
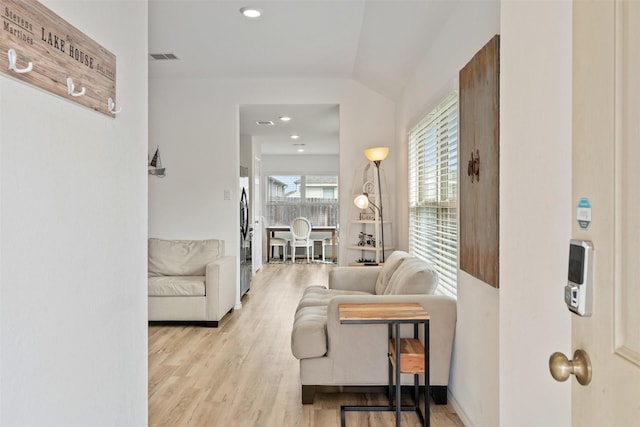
408 91 458 298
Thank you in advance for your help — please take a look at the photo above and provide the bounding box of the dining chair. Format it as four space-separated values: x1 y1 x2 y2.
321 236 337 262
270 236 288 262
264 217 288 262
290 217 314 263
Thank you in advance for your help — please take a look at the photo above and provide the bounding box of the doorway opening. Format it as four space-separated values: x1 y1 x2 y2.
239 104 340 270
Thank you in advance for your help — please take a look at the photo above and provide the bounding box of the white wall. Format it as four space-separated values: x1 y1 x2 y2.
148 78 395 276
240 134 252 172
397 1 572 426
262 154 339 175
0 1 148 426
500 1 572 426
395 2 501 425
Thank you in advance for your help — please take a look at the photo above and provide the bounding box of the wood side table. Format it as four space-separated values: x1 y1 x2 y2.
338 302 430 427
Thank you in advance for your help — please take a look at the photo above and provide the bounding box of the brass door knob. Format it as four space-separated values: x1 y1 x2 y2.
549 349 592 385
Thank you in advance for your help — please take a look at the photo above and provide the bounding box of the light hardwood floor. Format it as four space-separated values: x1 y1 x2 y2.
149 263 464 427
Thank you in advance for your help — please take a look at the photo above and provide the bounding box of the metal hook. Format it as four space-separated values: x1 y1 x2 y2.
7 49 33 74
66 77 86 97
107 97 122 114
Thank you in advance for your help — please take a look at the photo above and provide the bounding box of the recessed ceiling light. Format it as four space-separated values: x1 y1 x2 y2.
240 7 262 18
279 116 291 122
291 134 300 140
297 148 305 153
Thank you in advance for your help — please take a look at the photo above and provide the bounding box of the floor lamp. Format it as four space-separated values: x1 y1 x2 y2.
361 147 389 262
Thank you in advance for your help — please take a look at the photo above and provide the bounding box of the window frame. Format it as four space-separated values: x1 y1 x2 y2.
265 174 339 227
408 90 459 298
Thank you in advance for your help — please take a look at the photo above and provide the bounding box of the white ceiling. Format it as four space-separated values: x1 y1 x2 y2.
149 0 460 154
239 104 339 155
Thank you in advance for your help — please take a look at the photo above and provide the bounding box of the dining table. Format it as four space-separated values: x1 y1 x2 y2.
265 225 337 263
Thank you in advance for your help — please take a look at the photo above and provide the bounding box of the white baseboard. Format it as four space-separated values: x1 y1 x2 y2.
448 390 474 427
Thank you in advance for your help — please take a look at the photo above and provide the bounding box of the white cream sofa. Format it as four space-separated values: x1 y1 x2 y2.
291 251 456 404
148 238 236 327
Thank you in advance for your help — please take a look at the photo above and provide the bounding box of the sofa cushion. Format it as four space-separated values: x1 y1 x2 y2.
374 251 411 295
148 238 223 276
291 306 328 359
148 276 206 296
297 286 371 310
384 257 439 295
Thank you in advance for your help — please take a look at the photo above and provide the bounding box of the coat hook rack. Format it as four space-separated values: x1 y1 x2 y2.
467 149 480 183
1 0 118 117
7 49 33 74
66 77 86 97
107 97 122 114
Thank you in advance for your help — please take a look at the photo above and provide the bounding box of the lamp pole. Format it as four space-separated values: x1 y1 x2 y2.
364 147 389 263
372 160 385 263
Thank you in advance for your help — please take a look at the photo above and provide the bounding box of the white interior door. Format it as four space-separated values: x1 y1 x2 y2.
571 1 640 424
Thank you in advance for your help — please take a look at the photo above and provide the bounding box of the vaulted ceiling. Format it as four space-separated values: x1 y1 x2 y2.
149 1 460 154
149 0 459 100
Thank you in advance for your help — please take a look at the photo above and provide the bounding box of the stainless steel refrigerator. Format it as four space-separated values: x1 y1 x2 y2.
240 176 251 297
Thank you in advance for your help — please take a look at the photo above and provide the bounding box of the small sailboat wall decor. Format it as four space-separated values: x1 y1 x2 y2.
149 146 166 177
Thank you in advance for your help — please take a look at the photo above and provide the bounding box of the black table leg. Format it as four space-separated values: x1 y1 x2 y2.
425 319 430 427
395 322 401 426
388 323 393 404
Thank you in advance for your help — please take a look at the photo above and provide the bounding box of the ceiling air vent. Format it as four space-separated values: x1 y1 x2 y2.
256 121 275 126
150 53 179 60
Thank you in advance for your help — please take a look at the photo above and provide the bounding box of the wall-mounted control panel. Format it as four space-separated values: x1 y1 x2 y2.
565 239 594 316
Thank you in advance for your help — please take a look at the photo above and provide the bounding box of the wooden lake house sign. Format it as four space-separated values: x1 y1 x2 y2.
0 0 118 117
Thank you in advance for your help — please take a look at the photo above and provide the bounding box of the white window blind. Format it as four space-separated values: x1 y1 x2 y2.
408 91 458 298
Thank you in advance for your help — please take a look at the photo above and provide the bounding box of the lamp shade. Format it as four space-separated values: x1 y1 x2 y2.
364 147 389 162
353 194 370 210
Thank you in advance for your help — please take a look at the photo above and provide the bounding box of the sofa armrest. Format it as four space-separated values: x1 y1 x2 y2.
205 256 237 320
325 294 456 386
328 266 381 293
